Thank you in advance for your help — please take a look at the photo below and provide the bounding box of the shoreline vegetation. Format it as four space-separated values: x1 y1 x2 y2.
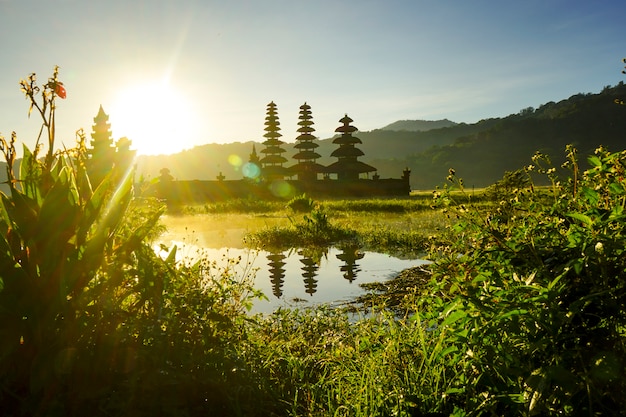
1 68 625 416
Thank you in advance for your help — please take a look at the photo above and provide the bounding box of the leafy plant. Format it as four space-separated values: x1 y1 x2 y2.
484 168 531 201
0 68 266 416
0 67 168 414
424 145 626 415
286 193 315 213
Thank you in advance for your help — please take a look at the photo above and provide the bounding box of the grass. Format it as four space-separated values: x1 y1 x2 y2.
237 196 459 255
244 302 459 416
162 195 459 253
152 193 500 416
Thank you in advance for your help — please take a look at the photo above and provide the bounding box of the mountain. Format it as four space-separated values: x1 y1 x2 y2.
380 119 457 132
4 83 626 193
401 84 626 189
135 118 500 184
135 83 626 189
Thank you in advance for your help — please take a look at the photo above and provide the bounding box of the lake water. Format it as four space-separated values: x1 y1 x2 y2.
155 240 428 314
158 215 429 314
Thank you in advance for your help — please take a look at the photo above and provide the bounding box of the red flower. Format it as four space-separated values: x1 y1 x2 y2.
55 83 67 99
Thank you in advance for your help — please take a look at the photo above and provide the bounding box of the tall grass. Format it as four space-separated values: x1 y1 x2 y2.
243 300 461 416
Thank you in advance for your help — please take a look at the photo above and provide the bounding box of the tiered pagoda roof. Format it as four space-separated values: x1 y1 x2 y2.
259 101 289 180
290 102 325 180
325 115 376 180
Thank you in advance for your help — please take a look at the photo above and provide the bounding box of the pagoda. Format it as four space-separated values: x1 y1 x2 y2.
325 115 376 181
87 105 116 184
259 101 288 181
290 102 324 181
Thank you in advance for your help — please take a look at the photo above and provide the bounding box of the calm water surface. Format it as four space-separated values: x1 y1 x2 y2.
158 215 429 314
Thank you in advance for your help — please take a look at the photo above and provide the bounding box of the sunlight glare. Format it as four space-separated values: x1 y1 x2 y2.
109 81 196 155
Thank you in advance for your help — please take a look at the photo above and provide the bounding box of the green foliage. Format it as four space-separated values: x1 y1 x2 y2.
184 197 281 214
423 145 626 415
324 197 432 213
286 193 315 213
484 169 531 200
356 225 431 257
0 69 167 414
0 69 265 416
5 68 626 417
244 305 456 417
249 202 358 250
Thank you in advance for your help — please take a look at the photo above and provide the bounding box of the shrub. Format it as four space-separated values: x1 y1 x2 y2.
286 193 315 213
0 68 265 416
425 145 626 415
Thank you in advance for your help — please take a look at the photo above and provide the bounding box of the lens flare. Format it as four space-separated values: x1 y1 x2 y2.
228 154 243 169
242 162 261 179
269 180 295 198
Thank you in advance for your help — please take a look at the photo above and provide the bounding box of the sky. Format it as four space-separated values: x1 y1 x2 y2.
1 0 625 156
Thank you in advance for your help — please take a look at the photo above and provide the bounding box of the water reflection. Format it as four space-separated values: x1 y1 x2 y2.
298 246 328 296
156 240 427 314
336 243 364 283
267 252 286 298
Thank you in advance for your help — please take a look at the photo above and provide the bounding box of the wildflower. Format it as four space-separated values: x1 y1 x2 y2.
595 242 604 254
55 83 66 99
45 81 66 99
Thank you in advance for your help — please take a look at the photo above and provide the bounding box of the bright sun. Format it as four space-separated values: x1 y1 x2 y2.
109 81 195 155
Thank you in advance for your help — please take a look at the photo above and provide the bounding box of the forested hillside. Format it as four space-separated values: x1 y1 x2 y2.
4 83 625 191
134 117 502 185
380 119 457 131
403 83 626 188
136 82 626 189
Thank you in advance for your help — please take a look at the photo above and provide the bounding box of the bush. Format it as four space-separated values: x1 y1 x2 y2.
286 193 315 213
425 145 626 415
0 68 265 416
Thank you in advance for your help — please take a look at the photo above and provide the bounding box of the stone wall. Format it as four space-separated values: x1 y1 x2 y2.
158 176 411 203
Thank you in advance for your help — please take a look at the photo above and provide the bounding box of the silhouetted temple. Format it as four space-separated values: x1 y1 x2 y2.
87 105 135 185
259 101 289 181
290 102 325 181
153 102 411 202
325 114 377 181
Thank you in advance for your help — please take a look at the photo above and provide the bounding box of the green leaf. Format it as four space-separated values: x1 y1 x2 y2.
165 245 178 265
2 191 39 241
438 345 459 359
609 182 625 195
565 212 593 226
441 307 467 328
36 167 82 274
98 167 134 235
587 155 602 167
499 308 528 320
580 186 599 205
19 144 43 203
78 174 110 241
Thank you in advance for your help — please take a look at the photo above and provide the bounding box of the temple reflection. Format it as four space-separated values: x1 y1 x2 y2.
336 244 364 283
267 251 286 298
264 245 367 297
298 247 328 296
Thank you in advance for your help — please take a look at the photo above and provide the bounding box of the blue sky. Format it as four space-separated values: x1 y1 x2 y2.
1 0 625 155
